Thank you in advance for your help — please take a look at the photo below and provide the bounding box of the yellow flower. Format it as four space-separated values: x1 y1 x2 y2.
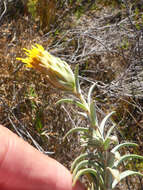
17 44 76 93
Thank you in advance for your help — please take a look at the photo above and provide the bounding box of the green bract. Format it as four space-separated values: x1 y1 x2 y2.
17 44 76 93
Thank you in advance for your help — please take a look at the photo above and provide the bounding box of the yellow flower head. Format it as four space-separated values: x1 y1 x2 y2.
17 44 76 93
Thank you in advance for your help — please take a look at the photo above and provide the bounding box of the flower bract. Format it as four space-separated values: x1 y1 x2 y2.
17 44 76 93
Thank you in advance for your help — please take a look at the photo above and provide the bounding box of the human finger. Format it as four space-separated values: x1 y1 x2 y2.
0 125 85 190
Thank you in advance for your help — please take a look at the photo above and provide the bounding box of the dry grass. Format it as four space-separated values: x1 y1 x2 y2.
0 15 81 168
0 1 143 188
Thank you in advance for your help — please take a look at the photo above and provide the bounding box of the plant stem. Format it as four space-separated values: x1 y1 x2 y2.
75 92 89 112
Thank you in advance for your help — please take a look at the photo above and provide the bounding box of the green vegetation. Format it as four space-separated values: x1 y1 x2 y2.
0 0 143 189
18 45 143 189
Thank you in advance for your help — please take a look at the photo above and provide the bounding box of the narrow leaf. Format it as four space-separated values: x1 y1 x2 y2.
107 167 120 182
71 153 88 172
105 123 116 140
100 111 115 138
72 160 102 178
74 64 80 94
77 112 88 118
111 142 138 153
112 170 143 188
56 98 87 111
64 127 88 140
88 83 96 106
89 101 98 127
115 154 143 167
72 160 89 177
72 168 99 187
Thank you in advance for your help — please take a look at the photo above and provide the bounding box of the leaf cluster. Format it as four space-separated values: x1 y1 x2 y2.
57 66 143 190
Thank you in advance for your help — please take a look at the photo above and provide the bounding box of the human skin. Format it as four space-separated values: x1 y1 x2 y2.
0 125 85 190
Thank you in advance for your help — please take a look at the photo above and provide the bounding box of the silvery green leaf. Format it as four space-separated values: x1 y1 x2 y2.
105 123 116 140
71 153 88 172
91 183 95 190
88 83 96 106
100 111 115 138
92 128 101 139
111 142 138 153
64 127 88 140
112 170 143 188
56 98 87 111
72 168 104 188
77 111 88 118
114 151 121 161
107 167 120 182
74 64 80 94
114 154 143 168
72 160 89 177
89 101 99 129
89 101 96 126
72 159 103 178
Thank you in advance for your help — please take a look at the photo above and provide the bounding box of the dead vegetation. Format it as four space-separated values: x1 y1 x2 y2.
0 0 143 189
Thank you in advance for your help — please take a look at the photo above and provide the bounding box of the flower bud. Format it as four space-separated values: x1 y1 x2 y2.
17 44 76 93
